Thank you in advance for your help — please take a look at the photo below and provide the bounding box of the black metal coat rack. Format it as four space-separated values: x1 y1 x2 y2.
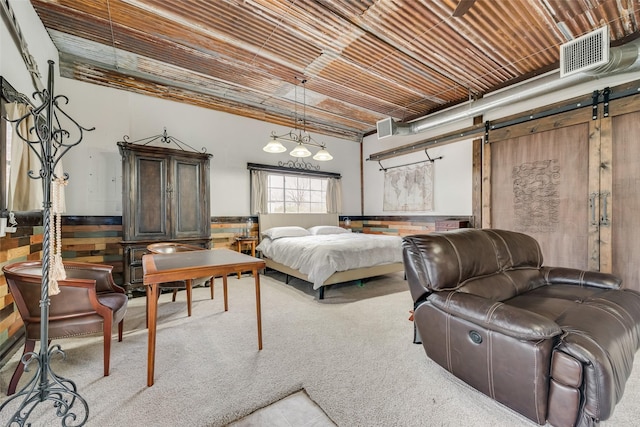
0 60 94 426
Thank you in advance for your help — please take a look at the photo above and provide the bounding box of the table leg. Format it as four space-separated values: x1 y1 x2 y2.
254 269 262 350
223 274 228 311
145 286 150 329
210 277 215 299
186 279 193 317
237 242 242 279
147 283 159 387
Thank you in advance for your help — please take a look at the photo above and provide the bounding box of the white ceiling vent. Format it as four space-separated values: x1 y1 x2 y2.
560 26 609 77
376 117 395 139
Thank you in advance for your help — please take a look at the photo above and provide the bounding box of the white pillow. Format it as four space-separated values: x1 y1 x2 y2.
261 226 310 240
307 225 351 235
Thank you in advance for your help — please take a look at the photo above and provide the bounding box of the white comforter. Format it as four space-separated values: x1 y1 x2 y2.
256 233 403 289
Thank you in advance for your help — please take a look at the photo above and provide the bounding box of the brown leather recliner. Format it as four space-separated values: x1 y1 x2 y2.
3 261 128 395
402 229 640 427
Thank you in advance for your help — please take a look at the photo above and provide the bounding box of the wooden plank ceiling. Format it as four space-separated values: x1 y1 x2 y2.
31 0 640 142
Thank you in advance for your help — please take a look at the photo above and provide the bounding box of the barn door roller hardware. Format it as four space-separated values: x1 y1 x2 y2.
591 87 611 120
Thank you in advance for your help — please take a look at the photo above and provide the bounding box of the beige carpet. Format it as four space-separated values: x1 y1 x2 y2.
1 272 640 426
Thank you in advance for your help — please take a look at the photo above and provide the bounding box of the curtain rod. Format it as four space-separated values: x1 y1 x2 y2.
247 162 341 179
1 76 32 107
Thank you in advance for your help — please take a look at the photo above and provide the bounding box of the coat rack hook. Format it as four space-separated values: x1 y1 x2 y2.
378 160 387 171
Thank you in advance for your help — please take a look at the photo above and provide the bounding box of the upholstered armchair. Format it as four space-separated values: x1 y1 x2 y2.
146 242 213 317
402 229 640 427
3 261 128 395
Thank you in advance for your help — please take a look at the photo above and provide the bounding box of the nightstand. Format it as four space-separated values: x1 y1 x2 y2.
235 236 258 278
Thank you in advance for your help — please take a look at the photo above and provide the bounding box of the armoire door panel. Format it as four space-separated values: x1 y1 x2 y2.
173 159 204 237
135 156 168 237
612 110 640 293
490 124 590 269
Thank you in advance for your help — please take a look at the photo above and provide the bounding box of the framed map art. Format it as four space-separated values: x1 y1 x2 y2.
383 161 434 212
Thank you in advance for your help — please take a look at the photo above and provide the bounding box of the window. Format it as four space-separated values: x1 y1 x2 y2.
248 163 341 214
267 173 327 213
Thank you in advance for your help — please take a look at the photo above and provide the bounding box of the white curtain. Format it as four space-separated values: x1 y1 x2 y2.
5 102 66 212
6 102 42 211
251 169 268 214
326 177 342 214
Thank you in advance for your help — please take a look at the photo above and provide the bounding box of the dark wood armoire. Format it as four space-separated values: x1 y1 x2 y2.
118 140 212 293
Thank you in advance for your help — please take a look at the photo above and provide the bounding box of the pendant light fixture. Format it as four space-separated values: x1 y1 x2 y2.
264 77 333 161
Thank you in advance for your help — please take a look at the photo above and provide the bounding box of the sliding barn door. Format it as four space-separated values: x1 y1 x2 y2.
489 124 591 269
611 107 640 292
483 89 640 293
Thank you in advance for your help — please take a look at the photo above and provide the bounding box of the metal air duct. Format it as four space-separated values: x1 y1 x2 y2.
377 37 640 139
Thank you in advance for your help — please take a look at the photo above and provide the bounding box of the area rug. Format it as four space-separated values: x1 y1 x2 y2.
227 388 335 426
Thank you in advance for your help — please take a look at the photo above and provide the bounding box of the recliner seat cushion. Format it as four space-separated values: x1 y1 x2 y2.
508 285 640 421
558 289 640 421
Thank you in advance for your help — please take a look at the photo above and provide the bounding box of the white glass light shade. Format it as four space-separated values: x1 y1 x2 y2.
290 143 312 157
312 148 333 161
263 139 287 153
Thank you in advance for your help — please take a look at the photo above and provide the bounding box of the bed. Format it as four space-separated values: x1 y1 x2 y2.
257 213 404 299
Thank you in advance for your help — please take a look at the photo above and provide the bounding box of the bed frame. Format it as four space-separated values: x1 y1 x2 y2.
258 213 405 299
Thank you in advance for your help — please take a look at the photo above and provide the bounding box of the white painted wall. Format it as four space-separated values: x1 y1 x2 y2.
56 81 361 216
363 119 474 216
2 2 361 217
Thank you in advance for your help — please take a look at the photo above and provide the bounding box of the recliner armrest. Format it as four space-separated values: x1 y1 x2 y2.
542 266 621 289
428 291 562 341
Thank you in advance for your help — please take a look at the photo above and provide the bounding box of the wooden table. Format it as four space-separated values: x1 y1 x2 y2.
235 236 258 278
142 248 266 386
